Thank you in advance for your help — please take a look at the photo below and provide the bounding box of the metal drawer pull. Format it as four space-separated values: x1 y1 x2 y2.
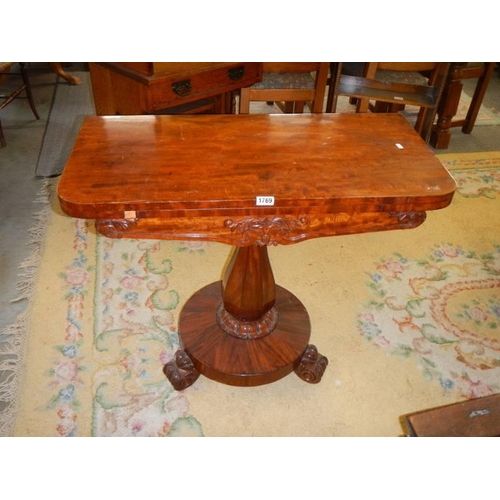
228 66 245 81
172 80 192 97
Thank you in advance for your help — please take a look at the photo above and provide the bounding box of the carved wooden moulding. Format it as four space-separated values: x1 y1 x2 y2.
95 218 138 238
94 211 427 244
224 215 310 246
216 304 279 339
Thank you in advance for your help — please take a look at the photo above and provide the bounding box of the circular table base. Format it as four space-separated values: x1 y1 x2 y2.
167 281 318 387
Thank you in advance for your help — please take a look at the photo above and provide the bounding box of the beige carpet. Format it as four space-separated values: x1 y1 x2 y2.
8 151 500 437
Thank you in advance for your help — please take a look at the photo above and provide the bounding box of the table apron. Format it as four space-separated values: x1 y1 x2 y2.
95 210 427 246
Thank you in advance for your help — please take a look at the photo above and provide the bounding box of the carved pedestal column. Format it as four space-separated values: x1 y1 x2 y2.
217 246 278 339
163 217 329 390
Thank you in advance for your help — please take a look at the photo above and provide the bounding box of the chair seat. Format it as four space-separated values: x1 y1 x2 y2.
251 72 315 90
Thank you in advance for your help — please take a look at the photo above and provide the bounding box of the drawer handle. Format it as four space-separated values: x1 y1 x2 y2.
172 79 192 97
228 66 245 81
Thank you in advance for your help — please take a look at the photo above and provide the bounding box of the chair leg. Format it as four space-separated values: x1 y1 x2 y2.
294 101 306 113
0 119 5 147
388 103 405 113
239 88 251 114
326 62 341 113
19 62 39 119
326 80 335 112
415 107 436 143
49 62 81 85
355 97 370 112
274 101 292 113
370 101 389 112
225 91 237 114
462 62 496 134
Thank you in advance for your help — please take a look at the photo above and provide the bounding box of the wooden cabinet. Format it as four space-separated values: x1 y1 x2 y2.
404 393 500 436
89 62 262 115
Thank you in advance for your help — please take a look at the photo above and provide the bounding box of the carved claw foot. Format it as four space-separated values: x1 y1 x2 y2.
294 345 328 384
163 350 200 391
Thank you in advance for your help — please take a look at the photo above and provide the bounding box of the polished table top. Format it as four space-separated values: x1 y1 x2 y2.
58 114 456 215
58 113 456 246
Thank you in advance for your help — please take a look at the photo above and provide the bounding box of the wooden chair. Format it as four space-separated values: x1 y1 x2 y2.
239 62 329 114
0 62 40 147
326 62 451 142
431 62 497 149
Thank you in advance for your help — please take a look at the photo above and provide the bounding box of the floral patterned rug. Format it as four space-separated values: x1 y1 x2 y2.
357 243 500 399
357 153 500 400
10 151 500 436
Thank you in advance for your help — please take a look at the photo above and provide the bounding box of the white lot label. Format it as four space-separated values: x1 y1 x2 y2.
256 196 275 206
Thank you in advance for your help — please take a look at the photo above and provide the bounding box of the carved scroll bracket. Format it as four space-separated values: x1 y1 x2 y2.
390 211 427 228
95 218 138 238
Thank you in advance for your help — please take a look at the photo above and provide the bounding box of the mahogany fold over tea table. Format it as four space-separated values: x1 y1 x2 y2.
57 114 456 390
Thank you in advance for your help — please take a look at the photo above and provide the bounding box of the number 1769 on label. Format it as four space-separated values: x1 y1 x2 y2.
256 196 275 206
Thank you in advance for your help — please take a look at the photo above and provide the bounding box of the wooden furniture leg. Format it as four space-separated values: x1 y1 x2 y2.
462 62 496 134
431 63 495 149
19 63 40 119
355 62 378 113
0 119 5 148
430 65 464 149
239 87 251 113
163 245 328 389
49 63 81 85
0 62 40 147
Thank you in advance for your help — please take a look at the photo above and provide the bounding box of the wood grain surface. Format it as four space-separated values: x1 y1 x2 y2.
58 113 456 220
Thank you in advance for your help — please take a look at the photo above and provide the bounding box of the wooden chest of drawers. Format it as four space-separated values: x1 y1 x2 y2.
89 62 262 115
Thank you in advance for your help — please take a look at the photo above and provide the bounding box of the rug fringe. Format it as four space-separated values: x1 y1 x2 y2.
0 179 54 437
